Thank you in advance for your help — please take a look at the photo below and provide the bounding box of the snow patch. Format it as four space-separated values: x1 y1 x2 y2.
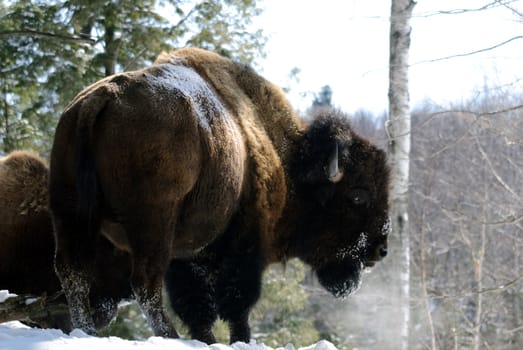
299 340 337 350
0 322 339 350
24 297 38 305
0 290 17 303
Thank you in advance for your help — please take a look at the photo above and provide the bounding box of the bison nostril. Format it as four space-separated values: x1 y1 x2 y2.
378 246 388 258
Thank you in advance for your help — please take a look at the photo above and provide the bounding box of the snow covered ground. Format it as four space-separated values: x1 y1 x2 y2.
0 291 17 303
0 291 338 350
0 322 337 350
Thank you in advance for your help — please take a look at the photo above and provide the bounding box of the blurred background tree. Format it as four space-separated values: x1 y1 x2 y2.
250 259 320 348
311 85 332 108
0 0 266 154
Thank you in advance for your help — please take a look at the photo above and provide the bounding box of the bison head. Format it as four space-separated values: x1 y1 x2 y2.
289 108 390 298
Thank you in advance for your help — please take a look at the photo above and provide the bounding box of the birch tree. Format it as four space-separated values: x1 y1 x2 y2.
387 0 415 349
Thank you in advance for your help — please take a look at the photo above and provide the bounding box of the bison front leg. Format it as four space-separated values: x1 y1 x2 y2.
165 259 218 344
216 254 264 344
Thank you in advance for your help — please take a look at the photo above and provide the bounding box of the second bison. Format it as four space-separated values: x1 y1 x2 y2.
49 48 390 343
0 150 130 331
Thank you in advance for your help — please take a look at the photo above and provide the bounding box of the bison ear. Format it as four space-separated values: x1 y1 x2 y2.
327 143 344 183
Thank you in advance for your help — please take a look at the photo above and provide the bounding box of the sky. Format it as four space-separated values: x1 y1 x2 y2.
256 0 523 115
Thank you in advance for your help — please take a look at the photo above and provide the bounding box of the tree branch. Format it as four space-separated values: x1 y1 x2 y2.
474 133 521 200
0 293 69 327
411 36 523 66
414 0 519 17
427 275 523 300
0 30 95 44
495 0 523 17
171 2 205 33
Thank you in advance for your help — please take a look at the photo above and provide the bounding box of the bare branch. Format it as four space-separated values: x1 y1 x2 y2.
476 103 523 117
413 0 520 17
426 275 523 300
502 324 523 334
411 105 523 158
411 36 523 66
0 293 69 327
473 133 521 201
435 204 523 229
495 0 523 17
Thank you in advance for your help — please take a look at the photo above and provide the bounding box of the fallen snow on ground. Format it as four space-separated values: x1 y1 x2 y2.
0 321 338 350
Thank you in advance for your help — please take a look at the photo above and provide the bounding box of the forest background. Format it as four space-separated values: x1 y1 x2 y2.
0 1 521 349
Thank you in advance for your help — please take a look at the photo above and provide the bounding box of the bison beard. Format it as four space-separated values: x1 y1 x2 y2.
316 259 363 298
49 48 390 344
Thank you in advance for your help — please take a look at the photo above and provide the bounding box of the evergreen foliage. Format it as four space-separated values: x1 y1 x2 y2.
0 0 266 154
250 259 319 348
311 85 332 108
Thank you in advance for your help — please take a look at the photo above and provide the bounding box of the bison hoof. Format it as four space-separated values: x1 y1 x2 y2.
192 329 217 344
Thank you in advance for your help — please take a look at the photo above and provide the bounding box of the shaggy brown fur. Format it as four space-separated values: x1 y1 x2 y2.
0 151 57 295
0 151 131 331
49 48 390 342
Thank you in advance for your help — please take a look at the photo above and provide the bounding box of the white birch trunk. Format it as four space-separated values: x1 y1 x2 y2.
388 1 415 349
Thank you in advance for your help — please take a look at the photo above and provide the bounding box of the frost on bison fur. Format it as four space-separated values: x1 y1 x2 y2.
49 48 390 344
0 151 131 332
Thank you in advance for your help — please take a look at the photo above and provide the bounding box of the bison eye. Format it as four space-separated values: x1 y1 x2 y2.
349 189 370 206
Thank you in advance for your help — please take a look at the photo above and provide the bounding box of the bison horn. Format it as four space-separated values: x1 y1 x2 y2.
328 143 343 183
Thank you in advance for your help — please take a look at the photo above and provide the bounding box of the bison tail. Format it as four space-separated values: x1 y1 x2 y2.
75 90 110 239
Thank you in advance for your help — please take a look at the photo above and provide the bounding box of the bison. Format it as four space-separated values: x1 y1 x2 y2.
49 47 390 343
0 150 131 331
0 151 58 298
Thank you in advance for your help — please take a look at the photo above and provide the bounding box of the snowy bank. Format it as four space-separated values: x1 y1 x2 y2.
0 321 338 350
0 291 16 304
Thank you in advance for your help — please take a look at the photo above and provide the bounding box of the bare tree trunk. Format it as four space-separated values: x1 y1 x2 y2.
103 5 119 77
2 80 10 154
103 25 118 76
515 244 523 346
388 1 415 349
472 187 487 350
419 180 437 349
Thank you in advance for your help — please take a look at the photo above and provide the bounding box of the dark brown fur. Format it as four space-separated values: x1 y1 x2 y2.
49 48 390 342
0 151 58 296
0 151 131 331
